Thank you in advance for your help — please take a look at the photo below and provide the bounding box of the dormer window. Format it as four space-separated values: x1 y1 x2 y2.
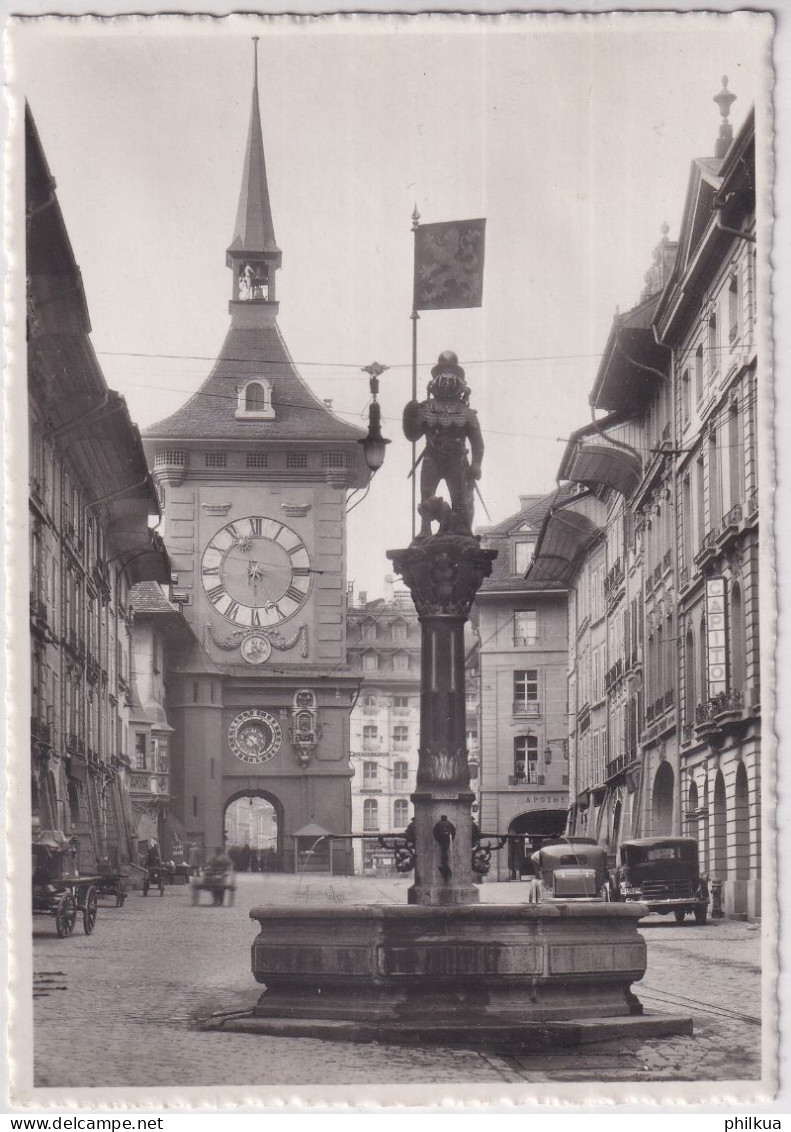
512 538 535 575
235 378 275 420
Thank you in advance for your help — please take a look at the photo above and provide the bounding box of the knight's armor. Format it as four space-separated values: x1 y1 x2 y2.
403 352 484 539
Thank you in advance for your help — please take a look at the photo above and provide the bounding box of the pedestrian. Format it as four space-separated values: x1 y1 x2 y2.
145 840 161 869
249 848 260 873
239 842 252 872
188 842 201 877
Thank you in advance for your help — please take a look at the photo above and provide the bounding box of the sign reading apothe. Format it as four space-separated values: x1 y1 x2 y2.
705 576 729 697
414 219 486 310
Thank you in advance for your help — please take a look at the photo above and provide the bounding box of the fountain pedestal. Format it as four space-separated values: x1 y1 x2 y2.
387 537 496 906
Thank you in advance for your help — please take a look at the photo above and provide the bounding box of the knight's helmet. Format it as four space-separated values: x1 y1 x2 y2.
428 350 470 404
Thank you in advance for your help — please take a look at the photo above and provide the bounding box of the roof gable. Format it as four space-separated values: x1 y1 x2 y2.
144 321 364 443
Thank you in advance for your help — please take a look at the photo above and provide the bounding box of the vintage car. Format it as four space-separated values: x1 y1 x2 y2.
527 840 611 903
613 836 709 923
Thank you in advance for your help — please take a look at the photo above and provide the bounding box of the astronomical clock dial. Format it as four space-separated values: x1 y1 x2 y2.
228 709 282 764
201 516 312 627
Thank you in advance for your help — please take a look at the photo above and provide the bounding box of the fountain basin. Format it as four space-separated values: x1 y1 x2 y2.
247 901 652 1025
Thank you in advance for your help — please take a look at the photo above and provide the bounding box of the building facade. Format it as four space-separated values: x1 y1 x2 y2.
27 105 170 871
127 581 195 863
528 87 761 915
346 580 421 874
474 494 570 880
141 66 369 872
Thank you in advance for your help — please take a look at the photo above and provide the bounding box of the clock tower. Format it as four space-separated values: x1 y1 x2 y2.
143 47 369 871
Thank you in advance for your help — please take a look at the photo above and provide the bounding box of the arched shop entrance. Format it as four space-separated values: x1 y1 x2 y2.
651 761 674 836
223 791 283 872
507 809 568 879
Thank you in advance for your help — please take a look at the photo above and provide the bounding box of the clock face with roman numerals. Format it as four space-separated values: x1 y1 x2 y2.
201 516 312 627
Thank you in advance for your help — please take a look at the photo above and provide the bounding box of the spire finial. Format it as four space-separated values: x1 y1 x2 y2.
252 36 259 93
714 75 737 158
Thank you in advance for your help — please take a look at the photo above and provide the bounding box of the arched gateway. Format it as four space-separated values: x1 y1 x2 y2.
224 790 283 872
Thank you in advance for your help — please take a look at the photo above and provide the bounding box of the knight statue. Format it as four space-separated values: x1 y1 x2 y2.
403 350 484 540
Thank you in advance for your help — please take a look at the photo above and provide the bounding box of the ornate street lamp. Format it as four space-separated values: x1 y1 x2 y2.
358 362 390 472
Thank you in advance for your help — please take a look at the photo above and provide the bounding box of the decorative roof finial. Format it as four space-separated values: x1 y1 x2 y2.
714 75 737 159
252 36 259 93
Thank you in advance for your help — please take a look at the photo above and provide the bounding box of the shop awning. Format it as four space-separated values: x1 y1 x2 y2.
525 506 604 588
564 440 642 498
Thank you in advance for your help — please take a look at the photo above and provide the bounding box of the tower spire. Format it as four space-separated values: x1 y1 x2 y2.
226 36 281 304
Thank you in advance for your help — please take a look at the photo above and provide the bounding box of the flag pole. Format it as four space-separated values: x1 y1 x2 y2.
410 205 420 542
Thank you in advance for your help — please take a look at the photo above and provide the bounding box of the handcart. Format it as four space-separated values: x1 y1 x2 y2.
32 832 99 937
142 865 166 897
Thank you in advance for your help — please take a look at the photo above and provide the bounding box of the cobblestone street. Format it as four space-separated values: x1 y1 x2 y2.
31 874 763 1091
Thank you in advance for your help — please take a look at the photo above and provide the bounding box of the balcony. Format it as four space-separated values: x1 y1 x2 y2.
30 717 51 746
509 771 544 786
649 690 674 722
129 771 170 797
604 559 625 599
694 690 748 739
716 504 743 548
66 732 85 757
605 658 624 691
746 489 759 521
512 701 540 718
606 754 629 779
694 529 719 568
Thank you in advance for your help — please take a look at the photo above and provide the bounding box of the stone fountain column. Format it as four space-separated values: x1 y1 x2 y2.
388 537 496 906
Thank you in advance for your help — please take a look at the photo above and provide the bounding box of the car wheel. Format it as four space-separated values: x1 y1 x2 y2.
694 905 708 925
674 910 686 923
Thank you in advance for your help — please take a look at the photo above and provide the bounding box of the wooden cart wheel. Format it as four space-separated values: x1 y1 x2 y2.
82 885 98 934
674 910 686 923
55 893 77 938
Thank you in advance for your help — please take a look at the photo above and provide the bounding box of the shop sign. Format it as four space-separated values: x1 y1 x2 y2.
705 576 729 697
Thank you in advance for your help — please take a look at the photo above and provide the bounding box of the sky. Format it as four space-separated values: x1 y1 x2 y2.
9 13 773 599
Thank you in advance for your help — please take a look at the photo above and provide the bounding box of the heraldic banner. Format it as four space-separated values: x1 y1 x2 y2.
413 218 486 311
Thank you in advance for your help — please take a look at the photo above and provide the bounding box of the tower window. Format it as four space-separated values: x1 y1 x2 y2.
245 382 268 412
238 262 269 302
205 453 227 468
246 453 268 468
286 453 308 469
155 449 186 468
235 378 275 421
